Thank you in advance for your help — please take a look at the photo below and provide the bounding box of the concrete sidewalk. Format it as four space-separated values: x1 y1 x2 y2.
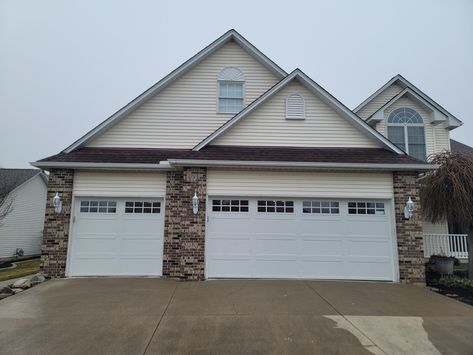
0 278 472 354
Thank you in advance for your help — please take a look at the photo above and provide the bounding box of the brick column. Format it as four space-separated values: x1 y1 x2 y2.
41 169 74 278
393 171 424 283
163 167 206 280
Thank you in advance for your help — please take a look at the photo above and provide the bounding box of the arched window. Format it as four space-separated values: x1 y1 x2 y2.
286 94 305 119
387 107 426 160
217 67 245 113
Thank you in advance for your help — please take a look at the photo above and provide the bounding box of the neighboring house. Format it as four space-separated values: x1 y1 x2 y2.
32 30 464 283
0 169 48 259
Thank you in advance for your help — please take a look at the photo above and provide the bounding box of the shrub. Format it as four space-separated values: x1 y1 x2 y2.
439 275 473 289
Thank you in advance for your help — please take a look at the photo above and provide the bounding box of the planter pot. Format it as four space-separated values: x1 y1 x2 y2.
434 258 455 275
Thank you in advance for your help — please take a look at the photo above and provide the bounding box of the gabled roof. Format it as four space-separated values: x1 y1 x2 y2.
450 139 473 157
64 29 287 153
193 69 404 154
354 74 463 129
0 169 47 195
365 87 448 124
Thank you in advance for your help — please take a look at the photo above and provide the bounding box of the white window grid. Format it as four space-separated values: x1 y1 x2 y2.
80 200 117 213
303 201 339 214
218 81 244 113
212 199 249 212
125 201 161 214
348 202 385 215
257 200 294 213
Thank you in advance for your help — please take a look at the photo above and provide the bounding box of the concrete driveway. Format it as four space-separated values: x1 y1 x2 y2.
0 279 472 354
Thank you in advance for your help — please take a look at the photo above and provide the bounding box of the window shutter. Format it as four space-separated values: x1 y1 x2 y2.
286 94 305 119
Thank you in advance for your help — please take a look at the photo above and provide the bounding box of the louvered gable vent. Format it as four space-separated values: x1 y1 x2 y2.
286 93 305 119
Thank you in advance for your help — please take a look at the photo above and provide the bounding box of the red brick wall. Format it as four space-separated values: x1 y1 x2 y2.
41 169 74 278
393 171 425 283
163 167 206 280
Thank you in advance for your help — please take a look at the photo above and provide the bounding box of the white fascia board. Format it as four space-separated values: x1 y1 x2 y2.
30 161 171 171
63 30 286 153
167 159 437 171
194 70 404 154
354 75 400 113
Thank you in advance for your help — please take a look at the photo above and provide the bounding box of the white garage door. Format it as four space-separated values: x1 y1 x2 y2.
69 198 164 276
206 198 395 280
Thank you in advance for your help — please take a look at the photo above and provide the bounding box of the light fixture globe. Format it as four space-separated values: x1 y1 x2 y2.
404 196 414 219
53 192 62 214
192 192 199 214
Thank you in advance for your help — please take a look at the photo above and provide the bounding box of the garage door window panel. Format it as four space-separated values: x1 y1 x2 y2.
257 200 294 213
212 199 249 212
125 201 161 214
302 201 339 214
80 200 117 213
348 202 385 215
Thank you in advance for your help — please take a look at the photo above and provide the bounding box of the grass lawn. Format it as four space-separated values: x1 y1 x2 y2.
0 259 40 282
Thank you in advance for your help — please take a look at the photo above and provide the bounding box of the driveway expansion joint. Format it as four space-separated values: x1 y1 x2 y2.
143 282 179 355
304 281 387 355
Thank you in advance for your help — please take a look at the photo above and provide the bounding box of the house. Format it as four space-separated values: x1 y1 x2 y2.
0 169 48 260
450 139 473 157
32 30 464 283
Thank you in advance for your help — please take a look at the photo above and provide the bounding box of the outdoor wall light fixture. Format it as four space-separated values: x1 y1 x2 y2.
404 196 414 219
192 192 199 214
53 192 62 214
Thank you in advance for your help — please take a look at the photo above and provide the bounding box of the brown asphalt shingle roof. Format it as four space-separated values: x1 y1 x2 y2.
450 139 473 157
39 146 425 165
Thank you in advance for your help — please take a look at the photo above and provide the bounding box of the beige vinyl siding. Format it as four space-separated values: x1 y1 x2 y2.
357 83 404 119
212 81 381 148
73 171 166 197
376 97 450 156
0 175 47 259
207 169 393 199
87 41 279 149
422 220 449 235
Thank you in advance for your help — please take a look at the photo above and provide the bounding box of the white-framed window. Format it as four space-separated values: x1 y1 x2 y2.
302 200 339 214
125 201 161 214
80 200 117 213
348 202 385 215
257 200 294 213
286 93 305 119
387 107 426 161
212 199 249 212
217 67 245 113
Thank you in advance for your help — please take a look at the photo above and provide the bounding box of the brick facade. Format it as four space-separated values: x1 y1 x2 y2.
163 167 206 280
41 169 74 278
393 171 425 283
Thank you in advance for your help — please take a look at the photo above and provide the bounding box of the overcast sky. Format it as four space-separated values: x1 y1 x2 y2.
1 0 472 168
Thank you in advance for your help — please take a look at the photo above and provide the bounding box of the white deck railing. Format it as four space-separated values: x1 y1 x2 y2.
423 234 469 259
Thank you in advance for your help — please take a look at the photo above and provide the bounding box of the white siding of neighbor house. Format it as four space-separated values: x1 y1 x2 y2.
357 82 404 119
0 175 47 259
212 81 381 148
375 97 450 156
207 169 393 198
87 41 280 149
422 220 449 235
73 171 166 197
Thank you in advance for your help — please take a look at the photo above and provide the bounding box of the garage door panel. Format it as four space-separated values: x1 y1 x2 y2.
207 197 395 280
69 198 164 276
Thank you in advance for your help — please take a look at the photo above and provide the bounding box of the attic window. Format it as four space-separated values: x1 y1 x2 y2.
218 67 245 113
286 94 305 119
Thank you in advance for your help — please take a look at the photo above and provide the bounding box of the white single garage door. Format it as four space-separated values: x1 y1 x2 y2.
206 198 395 280
69 197 164 276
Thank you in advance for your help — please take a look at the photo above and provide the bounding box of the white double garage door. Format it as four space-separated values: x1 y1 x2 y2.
68 170 397 281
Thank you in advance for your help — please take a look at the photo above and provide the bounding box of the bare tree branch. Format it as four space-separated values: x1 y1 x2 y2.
0 182 14 223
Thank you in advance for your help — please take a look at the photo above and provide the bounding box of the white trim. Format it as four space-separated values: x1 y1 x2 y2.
194 70 405 154
63 30 286 153
355 74 462 129
389 198 400 282
167 159 436 171
30 161 171 170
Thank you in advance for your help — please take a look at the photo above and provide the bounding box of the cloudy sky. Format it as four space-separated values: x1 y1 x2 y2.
1 0 472 168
